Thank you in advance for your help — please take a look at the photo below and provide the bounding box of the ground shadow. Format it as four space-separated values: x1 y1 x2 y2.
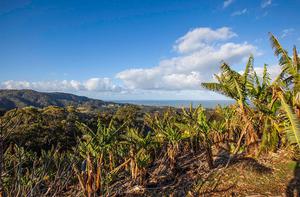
214 150 272 174
286 160 300 197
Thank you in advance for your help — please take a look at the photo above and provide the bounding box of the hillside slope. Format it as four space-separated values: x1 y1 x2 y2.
0 89 117 112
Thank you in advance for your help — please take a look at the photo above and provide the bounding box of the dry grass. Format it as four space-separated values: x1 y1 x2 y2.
110 149 299 196
194 149 298 196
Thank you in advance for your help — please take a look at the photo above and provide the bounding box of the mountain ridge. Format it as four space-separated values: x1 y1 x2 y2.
0 89 118 112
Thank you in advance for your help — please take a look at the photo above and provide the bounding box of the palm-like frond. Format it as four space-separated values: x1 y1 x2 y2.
293 46 300 96
269 33 300 93
201 82 236 99
220 62 241 80
243 55 254 84
234 78 245 103
279 94 300 148
293 46 300 73
244 56 259 97
262 64 271 88
201 62 248 101
269 33 292 67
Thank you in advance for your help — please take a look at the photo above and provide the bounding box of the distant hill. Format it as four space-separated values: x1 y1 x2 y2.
0 89 119 112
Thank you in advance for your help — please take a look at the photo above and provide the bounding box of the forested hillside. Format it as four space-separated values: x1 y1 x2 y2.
0 89 118 113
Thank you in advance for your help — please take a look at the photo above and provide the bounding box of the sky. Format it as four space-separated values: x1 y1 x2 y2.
0 0 299 100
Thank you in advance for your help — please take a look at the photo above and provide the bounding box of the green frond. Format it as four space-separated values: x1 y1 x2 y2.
234 79 245 103
293 46 300 73
201 82 223 92
280 95 300 148
201 82 235 99
262 64 271 88
220 62 242 81
243 55 254 84
293 54 300 93
269 33 292 67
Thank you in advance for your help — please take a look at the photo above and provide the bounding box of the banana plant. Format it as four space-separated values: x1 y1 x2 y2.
75 117 126 196
122 127 156 184
269 33 300 118
202 56 259 154
267 34 300 149
212 105 238 152
177 106 214 169
277 92 300 149
145 109 187 170
178 105 202 153
246 64 282 153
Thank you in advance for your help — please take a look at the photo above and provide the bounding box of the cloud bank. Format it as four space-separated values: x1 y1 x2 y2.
1 78 122 92
117 27 257 91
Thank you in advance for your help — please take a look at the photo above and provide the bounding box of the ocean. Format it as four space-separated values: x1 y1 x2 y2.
114 100 235 109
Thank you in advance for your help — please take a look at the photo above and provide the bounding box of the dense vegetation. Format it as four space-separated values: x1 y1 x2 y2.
0 33 299 196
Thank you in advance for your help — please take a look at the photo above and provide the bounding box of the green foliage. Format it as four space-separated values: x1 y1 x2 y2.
115 105 141 127
146 109 186 146
1 106 87 152
77 117 124 160
3 145 77 196
279 95 300 148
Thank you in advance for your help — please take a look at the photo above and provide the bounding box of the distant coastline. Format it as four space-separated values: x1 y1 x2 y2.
113 100 235 108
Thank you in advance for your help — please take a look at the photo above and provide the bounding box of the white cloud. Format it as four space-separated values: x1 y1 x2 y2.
281 28 294 38
223 0 234 8
117 27 257 91
84 78 121 91
261 0 272 8
0 78 122 92
231 8 248 16
117 70 203 90
174 27 237 54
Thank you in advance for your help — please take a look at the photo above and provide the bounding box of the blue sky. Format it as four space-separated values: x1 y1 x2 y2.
0 0 299 100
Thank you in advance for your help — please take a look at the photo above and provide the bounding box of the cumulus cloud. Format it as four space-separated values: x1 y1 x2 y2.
84 78 121 91
223 0 234 8
0 78 122 92
261 0 272 8
117 70 203 90
174 27 237 54
117 27 257 91
231 8 248 16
